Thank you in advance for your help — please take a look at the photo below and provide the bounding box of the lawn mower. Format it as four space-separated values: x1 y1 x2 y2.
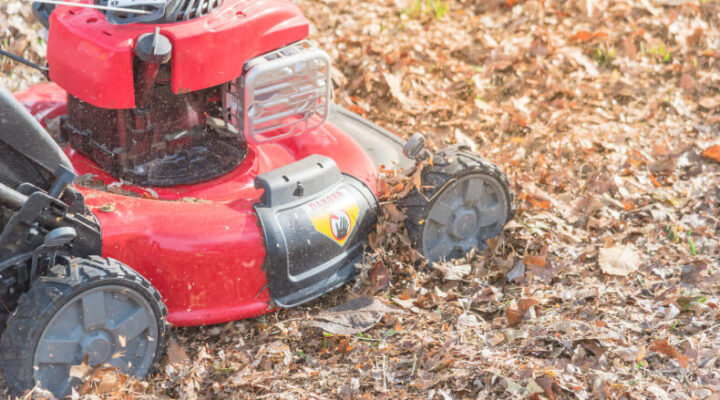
0 0 513 396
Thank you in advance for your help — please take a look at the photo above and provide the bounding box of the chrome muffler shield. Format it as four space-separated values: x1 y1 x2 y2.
224 41 332 144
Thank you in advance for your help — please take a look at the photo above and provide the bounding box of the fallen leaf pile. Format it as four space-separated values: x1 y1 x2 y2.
0 2 45 92
1 0 720 399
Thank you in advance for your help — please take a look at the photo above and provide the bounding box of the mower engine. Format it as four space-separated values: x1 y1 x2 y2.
48 0 328 186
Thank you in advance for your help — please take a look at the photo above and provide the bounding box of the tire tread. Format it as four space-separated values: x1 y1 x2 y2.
0 257 168 396
401 146 515 254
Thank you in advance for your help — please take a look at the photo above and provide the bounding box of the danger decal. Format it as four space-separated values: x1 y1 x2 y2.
304 188 360 246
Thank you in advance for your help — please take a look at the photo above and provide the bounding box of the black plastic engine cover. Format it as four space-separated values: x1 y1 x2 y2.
254 155 378 307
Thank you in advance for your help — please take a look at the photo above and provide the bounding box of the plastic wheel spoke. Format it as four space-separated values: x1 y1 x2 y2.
81 291 107 331
463 178 486 204
479 203 504 227
427 240 453 262
107 356 129 369
35 339 78 364
110 308 150 343
428 201 454 225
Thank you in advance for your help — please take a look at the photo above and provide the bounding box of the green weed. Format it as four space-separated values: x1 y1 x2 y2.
664 225 699 255
403 0 449 20
594 46 616 67
648 43 673 63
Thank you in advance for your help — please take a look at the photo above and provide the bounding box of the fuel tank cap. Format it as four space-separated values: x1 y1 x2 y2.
134 29 172 64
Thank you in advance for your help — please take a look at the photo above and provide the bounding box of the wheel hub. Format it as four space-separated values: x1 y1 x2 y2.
421 174 509 262
449 206 478 239
80 331 113 366
33 284 160 396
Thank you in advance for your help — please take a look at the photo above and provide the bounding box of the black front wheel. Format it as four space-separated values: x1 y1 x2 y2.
401 146 514 262
0 256 168 398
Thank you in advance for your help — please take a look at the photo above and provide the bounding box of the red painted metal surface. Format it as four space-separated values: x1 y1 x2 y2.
47 0 309 109
14 84 378 327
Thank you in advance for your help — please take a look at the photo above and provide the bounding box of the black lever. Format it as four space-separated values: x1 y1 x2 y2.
0 48 49 78
48 166 77 199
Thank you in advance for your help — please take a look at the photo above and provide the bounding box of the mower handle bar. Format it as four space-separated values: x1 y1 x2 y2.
0 181 75 231
0 182 29 210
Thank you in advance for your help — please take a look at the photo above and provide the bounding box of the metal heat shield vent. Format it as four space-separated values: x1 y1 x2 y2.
225 40 332 144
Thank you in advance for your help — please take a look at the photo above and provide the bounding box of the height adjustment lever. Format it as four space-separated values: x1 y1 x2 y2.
49 166 77 199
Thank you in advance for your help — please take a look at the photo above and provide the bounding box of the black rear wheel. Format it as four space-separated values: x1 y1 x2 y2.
0 256 168 398
401 146 514 262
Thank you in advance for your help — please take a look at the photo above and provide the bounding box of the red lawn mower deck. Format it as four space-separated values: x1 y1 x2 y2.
0 0 514 396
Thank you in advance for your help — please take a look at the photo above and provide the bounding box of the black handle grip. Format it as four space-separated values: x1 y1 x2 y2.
0 182 28 210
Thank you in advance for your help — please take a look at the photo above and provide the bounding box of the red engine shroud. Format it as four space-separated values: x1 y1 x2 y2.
15 84 379 327
47 0 309 109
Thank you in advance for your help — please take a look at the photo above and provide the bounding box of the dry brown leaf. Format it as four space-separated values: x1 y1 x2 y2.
95 370 120 394
304 297 404 335
527 256 560 283
167 337 189 365
649 338 689 368
433 262 471 281
520 191 552 210
382 72 418 110
699 96 720 109
598 245 640 276
69 355 93 380
392 297 423 314
535 375 556 400
701 144 720 163
622 36 637 59
383 203 408 222
636 346 647 362
506 298 540 327
399 159 427 197
489 333 505 346
570 30 607 42
679 73 694 91
363 261 391 295
518 298 540 313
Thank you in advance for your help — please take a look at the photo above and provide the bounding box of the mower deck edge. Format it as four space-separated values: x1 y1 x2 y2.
328 105 414 172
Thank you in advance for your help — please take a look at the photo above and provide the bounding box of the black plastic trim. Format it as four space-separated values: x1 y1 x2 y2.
254 155 378 307
328 105 415 171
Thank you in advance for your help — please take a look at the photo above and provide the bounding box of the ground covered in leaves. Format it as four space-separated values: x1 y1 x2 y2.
1 0 720 399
